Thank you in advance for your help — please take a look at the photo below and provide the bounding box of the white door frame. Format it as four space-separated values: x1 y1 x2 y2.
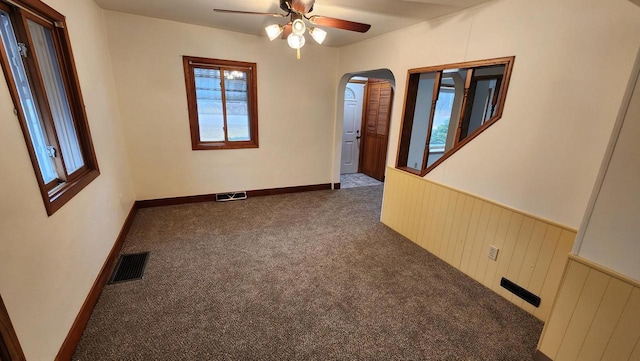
340 82 365 174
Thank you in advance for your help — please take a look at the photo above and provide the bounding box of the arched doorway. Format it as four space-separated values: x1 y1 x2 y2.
332 69 396 189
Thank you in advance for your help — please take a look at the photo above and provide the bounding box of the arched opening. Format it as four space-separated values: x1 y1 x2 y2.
332 69 396 190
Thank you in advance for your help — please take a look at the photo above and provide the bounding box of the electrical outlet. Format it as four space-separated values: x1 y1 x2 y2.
488 245 499 261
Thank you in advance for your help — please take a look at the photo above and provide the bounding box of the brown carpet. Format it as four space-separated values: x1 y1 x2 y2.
73 185 543 360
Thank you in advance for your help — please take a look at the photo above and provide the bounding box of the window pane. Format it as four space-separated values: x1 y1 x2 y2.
194 68 224 142
407 72 436 171
427 86 455 168
430 88 455 148
467 78 499 135
28 19 84 174
463 65 505 138
0 11 58 183
223 70 250 141
184 57 258 150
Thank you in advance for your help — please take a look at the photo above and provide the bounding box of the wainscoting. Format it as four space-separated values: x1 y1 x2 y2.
380 167 576 321
536 255 640 361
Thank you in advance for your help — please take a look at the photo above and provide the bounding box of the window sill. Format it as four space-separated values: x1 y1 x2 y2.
396 166 423 176
192 141 259 150
45 169 100 216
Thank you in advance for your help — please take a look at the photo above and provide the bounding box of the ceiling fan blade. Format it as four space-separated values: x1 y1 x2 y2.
308 16 371 33
281 24 292 39
213 9 287 17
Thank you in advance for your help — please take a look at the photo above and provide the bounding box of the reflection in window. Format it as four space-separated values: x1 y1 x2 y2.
430 87 455 149
460 65 504 139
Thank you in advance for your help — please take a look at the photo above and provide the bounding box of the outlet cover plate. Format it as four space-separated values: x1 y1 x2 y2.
488 245 499 261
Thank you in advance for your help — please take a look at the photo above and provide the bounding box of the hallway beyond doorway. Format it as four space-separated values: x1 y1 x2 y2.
340 173 383 189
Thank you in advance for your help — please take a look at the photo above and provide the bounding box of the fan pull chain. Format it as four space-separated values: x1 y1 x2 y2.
297 48 301 60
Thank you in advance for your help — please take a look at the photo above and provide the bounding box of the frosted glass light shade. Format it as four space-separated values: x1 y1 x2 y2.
291 19 306 35
309 27 327 44
287 33 305 49
265 24 283 41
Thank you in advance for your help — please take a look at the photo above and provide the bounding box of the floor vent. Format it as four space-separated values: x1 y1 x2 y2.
109 252 149 284
216 192 247 202
500 277 541 307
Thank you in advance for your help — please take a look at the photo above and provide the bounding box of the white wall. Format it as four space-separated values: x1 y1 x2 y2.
0 0 135 359
337 0 640 228
104 12 339 200
575 55 640 281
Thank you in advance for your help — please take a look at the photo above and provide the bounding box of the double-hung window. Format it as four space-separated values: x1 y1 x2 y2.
183 56 259 150
0 0 99 215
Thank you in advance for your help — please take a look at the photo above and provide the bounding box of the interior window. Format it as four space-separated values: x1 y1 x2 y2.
397 57 515 175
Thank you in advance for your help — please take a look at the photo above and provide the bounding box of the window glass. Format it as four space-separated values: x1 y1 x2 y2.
194 68 225 142
184 56 258 150
223 70 250 141
0 0 100 215
406 72 436 171
0 11 57 182
397 57 514 176
461 65 504 139
430 87 455 149
28 19 84 174
427 86 455 168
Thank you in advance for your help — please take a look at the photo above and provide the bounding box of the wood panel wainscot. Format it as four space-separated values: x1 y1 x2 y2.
536 255 640 361
381 167 576 322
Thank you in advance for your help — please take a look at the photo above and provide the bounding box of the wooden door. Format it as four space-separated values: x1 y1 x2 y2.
360 80 393 181
341 82 365 174
0 294 25 361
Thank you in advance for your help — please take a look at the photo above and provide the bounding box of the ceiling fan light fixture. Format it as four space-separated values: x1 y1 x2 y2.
287 32 305 49
265 24 284 41
309 27 327 44
291 18 306 35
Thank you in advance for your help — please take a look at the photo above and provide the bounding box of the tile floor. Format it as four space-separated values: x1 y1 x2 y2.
340 173 383 189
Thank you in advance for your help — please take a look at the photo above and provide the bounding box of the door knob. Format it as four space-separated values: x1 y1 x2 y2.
356 130 361 140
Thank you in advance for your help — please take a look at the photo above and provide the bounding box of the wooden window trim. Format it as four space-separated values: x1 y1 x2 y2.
395 56 515 177
0 0 100 216
183 56 259 150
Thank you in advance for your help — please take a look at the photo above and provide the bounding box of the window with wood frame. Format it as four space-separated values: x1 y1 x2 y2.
0 0 99 216
397 56 515 176
183 56 259 150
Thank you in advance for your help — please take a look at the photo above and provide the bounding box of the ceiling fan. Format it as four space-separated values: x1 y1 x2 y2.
214 0 371 59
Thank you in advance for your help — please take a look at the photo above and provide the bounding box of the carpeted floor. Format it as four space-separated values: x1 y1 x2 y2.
74 185 543 360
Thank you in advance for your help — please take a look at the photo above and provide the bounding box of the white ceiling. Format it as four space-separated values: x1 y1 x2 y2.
93 0 494 47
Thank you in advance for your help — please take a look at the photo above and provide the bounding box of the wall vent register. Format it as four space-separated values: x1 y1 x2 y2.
109 253 150 284
215 192 248 202
500 277 541 307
